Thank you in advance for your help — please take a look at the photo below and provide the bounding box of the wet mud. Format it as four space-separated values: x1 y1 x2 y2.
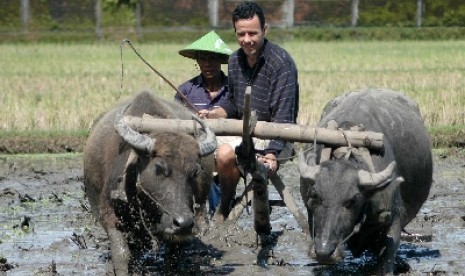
0 150 464 275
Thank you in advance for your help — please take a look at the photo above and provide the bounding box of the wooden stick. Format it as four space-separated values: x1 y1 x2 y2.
227 186 254 222
227 173 310 235
269 173 309 235
124 116 384 150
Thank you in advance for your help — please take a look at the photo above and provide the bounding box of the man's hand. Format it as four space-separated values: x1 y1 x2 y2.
257 153 278 175
198 108 226 119
197 109 210 119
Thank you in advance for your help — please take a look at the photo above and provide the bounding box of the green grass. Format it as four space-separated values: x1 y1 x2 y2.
0 152 82 159
0 129 87 138
1 40 464 134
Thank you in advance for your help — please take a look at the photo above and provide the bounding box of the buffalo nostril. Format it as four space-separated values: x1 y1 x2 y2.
314 240 343 264
315 241 335 259
173 216 194 231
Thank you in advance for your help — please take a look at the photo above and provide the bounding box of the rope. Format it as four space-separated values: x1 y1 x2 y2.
119 41 124 101
137 181 179 219
119 39 198 112
255 146 313 163
339 212 366 246
136 196 159 248
338 128 353 160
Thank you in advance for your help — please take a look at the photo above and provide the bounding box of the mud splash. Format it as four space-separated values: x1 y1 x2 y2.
0 151 464 275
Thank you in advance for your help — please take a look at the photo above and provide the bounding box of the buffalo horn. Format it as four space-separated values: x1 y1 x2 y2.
192 115 217 156
114 104 156 153
358 161 396 189
299 149 320 180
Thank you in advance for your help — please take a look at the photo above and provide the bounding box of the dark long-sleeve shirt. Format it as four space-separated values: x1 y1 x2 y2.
176 71 231 111
224 39 299 155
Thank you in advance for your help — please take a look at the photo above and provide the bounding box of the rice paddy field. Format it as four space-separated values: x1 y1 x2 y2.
0 40 464 133
0 39 464 275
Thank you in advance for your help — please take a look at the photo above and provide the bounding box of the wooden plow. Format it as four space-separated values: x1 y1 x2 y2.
123 89 384 237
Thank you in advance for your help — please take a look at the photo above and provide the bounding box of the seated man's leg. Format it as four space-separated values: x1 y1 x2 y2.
214 143 240 222
208 174 221 214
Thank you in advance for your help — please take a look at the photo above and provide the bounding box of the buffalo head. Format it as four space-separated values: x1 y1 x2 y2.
299 150 403 264
113 105 216 242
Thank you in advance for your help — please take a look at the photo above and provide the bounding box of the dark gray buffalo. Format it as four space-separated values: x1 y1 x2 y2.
299 89 433 274
83 91 216 275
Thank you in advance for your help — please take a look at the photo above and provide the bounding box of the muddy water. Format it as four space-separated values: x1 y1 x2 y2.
0 152 464 275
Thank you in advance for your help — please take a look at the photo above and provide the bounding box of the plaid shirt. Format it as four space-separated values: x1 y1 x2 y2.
224 39 299 155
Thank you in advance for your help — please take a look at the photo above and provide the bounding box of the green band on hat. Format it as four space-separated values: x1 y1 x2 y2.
179 31 233 64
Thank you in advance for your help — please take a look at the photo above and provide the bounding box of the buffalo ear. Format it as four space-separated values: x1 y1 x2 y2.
299 149 320 181
385 176 404 192
358 162 396 190
124 149 139 171
111 149 139 202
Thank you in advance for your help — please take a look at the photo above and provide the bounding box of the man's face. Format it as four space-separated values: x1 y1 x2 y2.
234 15 266 59
196 53 222 80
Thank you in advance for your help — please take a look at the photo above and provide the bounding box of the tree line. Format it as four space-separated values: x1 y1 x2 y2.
0 0 464 37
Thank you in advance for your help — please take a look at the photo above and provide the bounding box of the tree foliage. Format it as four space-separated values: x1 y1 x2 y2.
424 0 465 26
358 0 465 27
1 0 464 28
102 0 138 11
358 1 418 27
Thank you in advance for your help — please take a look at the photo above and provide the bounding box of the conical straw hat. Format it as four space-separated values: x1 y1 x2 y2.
179 31 233 64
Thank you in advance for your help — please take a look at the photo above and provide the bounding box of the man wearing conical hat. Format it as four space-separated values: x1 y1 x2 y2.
176 31 234 120
176 31 235 216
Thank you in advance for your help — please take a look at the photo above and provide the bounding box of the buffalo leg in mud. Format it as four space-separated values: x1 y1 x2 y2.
193 189 209 235
378 217 402 274
102 212 130 276
110 150 138 202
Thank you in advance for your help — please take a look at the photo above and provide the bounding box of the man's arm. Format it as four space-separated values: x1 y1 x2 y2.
266 60 299 156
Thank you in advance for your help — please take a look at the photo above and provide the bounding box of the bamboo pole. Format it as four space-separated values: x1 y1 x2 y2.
124 116 384 150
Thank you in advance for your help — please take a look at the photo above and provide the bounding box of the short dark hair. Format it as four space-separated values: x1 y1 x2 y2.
232 1 266 30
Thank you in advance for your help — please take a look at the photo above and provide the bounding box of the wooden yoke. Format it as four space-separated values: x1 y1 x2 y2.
124 117 384 150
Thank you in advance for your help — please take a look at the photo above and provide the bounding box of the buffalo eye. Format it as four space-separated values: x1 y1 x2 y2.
155 161 171 177
308 197 321 208
307 188 321 207
343 195 360 209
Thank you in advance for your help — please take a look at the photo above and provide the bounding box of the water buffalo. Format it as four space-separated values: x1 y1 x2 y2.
83 91 216 275
299 89 433 274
